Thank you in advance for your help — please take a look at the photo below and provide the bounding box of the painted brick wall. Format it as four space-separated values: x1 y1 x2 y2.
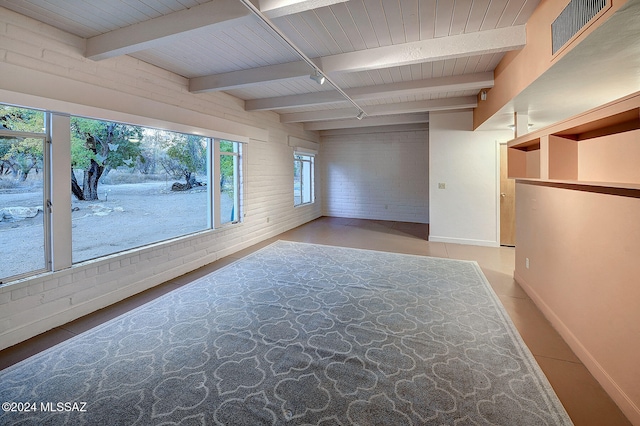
320 129 429 223
0 7 321 350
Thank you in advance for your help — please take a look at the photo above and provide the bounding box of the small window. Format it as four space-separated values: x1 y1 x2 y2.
219 140 242 225
294 152 314 206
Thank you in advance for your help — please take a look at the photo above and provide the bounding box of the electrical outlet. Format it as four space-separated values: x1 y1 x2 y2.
525 258 530 269
438 183 446 189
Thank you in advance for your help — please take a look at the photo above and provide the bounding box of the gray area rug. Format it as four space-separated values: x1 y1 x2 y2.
0 241 572 425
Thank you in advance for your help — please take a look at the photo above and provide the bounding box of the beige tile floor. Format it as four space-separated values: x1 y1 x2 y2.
0 217 632 425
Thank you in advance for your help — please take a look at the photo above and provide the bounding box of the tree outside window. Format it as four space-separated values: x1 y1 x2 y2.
0 104 48 281
1 104 245 283
70 116 210 263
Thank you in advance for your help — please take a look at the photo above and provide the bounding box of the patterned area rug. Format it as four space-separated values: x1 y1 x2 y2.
0 241 572 425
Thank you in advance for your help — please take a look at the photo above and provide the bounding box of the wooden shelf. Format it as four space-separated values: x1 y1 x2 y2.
507 91 640 190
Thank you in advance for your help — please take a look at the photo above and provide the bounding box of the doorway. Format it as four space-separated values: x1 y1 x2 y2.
500 143 515 246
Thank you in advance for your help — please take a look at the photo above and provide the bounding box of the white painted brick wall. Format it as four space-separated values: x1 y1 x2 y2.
320 130 429 223
0 7 321 350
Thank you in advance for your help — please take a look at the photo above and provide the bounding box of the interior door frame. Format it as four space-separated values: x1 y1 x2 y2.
498 141 516 246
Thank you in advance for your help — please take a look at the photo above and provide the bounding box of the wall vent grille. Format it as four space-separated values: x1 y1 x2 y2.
552 0 608 54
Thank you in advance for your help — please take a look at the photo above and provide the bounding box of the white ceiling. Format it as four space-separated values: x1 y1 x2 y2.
1 0 638 133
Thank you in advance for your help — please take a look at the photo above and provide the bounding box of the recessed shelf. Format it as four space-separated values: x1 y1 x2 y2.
510 138 540 151
507 91 640 190
553 108 640 140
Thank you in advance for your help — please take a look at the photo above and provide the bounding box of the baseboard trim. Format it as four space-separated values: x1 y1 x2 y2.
428 235 499 247
514 270 640 425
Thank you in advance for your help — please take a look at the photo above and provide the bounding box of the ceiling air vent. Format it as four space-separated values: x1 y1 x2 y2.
552 0 609 54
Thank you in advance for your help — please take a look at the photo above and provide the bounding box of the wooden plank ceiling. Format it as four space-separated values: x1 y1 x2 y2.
0 0 540 131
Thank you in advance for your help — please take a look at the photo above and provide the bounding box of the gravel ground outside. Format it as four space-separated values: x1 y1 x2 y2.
1 180 232 282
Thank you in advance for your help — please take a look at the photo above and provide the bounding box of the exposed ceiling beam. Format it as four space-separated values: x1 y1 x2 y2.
85 0 250 60
318 26 526 73
85 0 343 61
280 96 477 123
347 72 493 100
246 72 494 111
239 0 367 117
319 123 429 136
189 26 521 93
247 91 345 110
258 0 350 18
190 61 312 93
304 113 430 131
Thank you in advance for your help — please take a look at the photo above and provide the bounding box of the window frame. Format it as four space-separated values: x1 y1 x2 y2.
0 106 52 283
294 151 315 207
216 139 243 227
68 116 214 264
1 99 248 284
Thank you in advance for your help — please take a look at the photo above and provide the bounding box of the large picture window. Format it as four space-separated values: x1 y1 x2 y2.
0 104 49 282
1 102 246 283
70 116 211 263
294 152 314 206
71 117 210 262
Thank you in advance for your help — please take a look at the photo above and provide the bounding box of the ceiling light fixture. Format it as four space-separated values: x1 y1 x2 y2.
480 90 487 101
238 0 367 119
310 70 325 85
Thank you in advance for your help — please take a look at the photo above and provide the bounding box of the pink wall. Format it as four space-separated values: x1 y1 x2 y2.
578 129 640 183
508 147 541 179
515 181 640 424
548 136 578 180
474 0 629 129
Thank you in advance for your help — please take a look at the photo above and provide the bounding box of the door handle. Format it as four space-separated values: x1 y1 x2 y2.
500 193 506 198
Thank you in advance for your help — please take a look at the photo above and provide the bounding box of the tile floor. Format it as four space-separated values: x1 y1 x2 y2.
0 216 632 425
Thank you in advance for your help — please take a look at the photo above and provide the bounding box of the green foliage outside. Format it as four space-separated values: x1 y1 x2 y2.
219 140 236 190
2 104 215 198
70 117 143 171
0 105 45 181
70 117 144 200
0 105 44 133
161 134 207 185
